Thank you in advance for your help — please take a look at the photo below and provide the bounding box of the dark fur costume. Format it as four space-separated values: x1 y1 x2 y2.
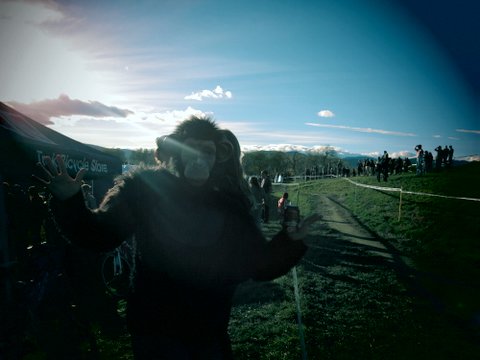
52 167 307 356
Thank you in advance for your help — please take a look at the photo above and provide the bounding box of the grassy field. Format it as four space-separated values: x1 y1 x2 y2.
229 162 480 359
310 163 479 276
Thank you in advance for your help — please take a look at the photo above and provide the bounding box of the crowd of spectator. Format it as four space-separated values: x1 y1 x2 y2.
319 156 412 180
352 144 454 181
355 152 412 182
248 143 456 187
415 144 454 176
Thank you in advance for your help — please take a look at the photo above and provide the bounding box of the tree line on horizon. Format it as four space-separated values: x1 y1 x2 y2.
102 147 351 177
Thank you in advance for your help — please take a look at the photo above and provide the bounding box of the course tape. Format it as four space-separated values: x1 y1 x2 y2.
273 182 301 187
302 258 328 271
343 177 480 202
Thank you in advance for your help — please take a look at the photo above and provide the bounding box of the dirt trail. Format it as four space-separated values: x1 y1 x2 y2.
318 195 393 260
305 194 474 308
294 194 480 359
302 194 411 276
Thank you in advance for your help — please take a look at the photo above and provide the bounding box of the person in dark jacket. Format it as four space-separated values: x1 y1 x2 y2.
36 116 319 360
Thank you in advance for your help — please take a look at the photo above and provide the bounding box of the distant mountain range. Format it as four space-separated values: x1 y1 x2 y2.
242 144 382 159
242 144 480 162
241 144 414 159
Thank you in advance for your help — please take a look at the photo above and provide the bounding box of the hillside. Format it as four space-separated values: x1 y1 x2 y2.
229 162 480 359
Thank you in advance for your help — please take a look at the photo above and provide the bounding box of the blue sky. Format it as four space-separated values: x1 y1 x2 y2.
1 0 479 158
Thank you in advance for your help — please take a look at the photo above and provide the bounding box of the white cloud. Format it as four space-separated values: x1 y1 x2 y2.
184 85 233 101
305 122 417 137
317 110 335 118
153 106 209 123
456 128 480 135
0 1 63 25
433 134 441 138
0 1 117 104
46 106 210 149
7 95 133 124
48 116 158 149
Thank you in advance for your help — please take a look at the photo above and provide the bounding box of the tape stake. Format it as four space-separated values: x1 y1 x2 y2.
398 187 403 221
292 266 308 360
343 178 480 202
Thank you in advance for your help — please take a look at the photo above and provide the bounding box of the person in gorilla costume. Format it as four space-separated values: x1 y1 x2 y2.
36 116 319 360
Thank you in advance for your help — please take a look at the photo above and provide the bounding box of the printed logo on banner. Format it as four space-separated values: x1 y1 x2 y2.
36 150 109 174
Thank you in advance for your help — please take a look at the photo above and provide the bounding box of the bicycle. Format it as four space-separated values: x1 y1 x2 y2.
101 237 136 298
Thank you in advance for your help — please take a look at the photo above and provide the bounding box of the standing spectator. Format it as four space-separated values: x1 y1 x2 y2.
375 157 381 182
381 151 389 181
424 151 433 173
248 176 265 227
260 170 272 223
277 192 289 218
404 157 412 172
415 145 425 176
367 159 375 176
394 157 403 174
434 146 443 170
357 160 363 176
448 145 454 166
442 146 449 165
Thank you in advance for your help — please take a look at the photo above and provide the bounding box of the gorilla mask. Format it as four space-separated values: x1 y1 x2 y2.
181 138 217 186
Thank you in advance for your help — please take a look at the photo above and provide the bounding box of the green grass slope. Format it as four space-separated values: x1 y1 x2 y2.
230 162 480 359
